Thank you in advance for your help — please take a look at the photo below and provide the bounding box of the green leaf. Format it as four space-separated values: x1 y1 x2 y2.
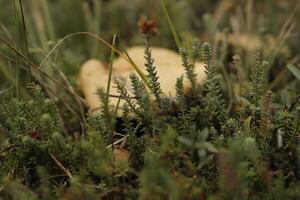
287 64 300 81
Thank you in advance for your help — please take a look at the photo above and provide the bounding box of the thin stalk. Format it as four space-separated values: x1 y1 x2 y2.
0 61 31 99
49 152 73 180
246 0 253 33
40 32 151 90
160 0 181 50
122 47 149 87
114 97 122 117
268 68 288 90
12 0 20 99
269 2 300 66
0 144 20 158
106 34 117 102
31 0 48 51
81 0 101 57
40 0 56 40
31 0 53 83
18 0 31 82
36 47 87 130
106 35 117 163
0 37 87 106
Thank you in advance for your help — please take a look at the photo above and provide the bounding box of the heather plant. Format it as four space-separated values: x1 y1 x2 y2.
1 37 299 199
0 0 300 200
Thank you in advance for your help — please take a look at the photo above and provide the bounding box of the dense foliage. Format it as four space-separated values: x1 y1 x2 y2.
0 0 300 199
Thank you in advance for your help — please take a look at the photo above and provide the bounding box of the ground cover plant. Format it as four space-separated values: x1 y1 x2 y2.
0 0 300 199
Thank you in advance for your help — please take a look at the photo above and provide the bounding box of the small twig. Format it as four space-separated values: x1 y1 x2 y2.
0 144 20 157
106 135 129 149
113 132 126 137
49 152 73 179
90 94 134 112
289 95 300 112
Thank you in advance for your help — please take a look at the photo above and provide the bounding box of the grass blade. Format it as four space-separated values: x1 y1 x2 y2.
18 0 32 82
0 37 87 105
287 64 300 81
106 34 117 102
160 0 181 50
12 0 20 99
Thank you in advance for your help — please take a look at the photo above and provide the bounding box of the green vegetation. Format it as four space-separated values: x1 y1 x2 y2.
0 0 300 199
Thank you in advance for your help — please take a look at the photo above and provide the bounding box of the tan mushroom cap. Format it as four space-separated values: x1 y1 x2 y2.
79 46 207 114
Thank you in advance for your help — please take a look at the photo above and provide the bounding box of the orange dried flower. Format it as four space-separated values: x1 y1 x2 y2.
138 17 158 37
30 131 42 140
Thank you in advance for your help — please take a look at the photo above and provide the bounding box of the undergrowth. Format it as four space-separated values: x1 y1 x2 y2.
0 39 299 199
0 0 300 200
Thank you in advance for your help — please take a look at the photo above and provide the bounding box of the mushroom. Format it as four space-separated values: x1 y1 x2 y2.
79 46 206 114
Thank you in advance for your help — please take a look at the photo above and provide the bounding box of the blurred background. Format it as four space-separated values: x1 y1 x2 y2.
0 0 299 108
